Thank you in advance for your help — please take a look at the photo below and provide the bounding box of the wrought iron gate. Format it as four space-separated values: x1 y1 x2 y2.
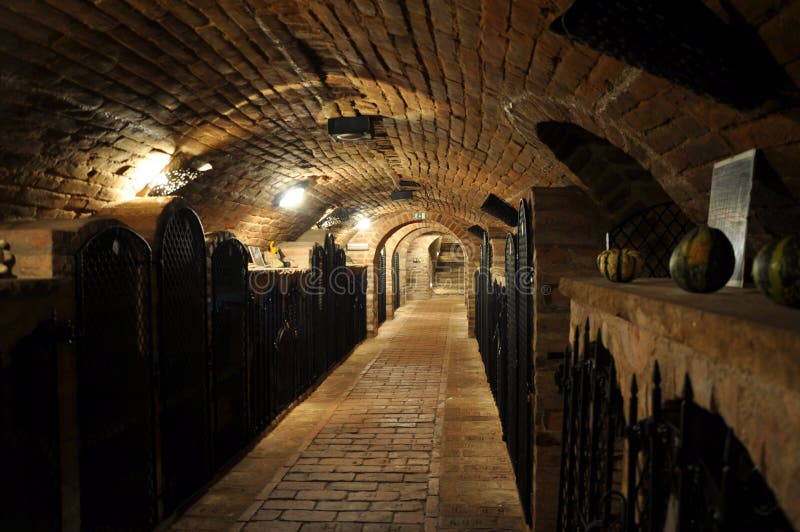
76 226 157 530
557 323 793 531
156 207 209 513
248 277 280 432
474 200 534 524
210 238 250 467
311 244 326 379
0 318 64 530
377 247 387 325
504 234 519 464
515 199 533 524
557 325 625 532
607 202 694 277
392 250 401 309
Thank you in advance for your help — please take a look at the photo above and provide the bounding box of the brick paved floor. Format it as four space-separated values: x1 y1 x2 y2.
172 298 526 531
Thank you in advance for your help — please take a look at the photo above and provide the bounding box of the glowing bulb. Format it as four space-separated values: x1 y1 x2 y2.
279 186 305 208
130 152 172 192
355 218 371 230
195 162 212 172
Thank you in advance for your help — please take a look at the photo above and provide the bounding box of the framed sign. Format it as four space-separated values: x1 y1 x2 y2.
708 149 756 287
248 245 267 267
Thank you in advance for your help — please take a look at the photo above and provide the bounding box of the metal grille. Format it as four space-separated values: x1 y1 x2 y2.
377 247 386 325
75 226 157 530
607 204 695 278
504 234 519 465
557 325 625 532
557 323 794 531
158 208 209 513
270 283 295 412
392 250 401 310
210 238 249 468
474 200 534 525
0 319 62 530
311 245 327 378
249 284 280 432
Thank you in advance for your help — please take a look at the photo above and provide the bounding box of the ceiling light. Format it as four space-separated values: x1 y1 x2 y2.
195 162 213 172
131 151 172 192
355 218 371 230
278 186 305 209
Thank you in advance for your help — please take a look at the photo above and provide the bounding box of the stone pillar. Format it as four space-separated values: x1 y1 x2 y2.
529 186 609 530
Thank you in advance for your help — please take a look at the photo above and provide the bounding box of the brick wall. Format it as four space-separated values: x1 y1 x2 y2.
0 1 797 248
529 186 609 530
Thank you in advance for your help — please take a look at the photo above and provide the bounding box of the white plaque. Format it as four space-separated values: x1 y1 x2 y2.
248 246 267 267
708 149 756 287
414 212 426 220
346 242 369 251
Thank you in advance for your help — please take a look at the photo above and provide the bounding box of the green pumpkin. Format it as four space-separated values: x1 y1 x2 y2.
669 226 735 293
597 248 643 282
752 235 800 308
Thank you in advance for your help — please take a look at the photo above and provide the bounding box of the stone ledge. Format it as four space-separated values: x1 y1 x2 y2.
559 277 800 393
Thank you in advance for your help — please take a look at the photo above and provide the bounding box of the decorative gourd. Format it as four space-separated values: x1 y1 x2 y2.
752 234 800 308
0 239 14 279
597 248 644 282
669 226 734 293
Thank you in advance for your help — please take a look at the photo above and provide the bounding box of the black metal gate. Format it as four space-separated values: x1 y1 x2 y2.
474 200 534 524
210 238 250 467
156 207 209 513
557 323 793 531
607 202 695 277
392 250 401 310
515 199 534 523
311 244 327 379
377 247 387 326
75 226 157 530
504 233 518 464
0 317 63 531
248 277 280 433
557 325 625 532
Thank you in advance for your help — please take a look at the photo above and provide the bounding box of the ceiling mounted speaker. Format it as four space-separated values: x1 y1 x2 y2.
328 116 375 141
391 190 413 201
468 225 486 239
481 194 518 227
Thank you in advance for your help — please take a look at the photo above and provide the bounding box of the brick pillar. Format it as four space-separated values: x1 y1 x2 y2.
529 186 608 530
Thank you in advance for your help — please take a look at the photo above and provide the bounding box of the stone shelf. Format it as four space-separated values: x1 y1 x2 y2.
560 277 800 529
559 277 800 392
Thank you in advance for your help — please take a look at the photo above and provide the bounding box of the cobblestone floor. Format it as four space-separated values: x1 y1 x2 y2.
172 298 526 531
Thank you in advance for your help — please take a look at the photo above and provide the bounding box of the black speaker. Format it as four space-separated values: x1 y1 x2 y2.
328 116 375 141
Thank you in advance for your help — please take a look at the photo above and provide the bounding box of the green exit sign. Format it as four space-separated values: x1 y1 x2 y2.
414 212 426 220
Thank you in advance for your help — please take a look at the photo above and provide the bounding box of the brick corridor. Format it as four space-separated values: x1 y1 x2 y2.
173 298 526 531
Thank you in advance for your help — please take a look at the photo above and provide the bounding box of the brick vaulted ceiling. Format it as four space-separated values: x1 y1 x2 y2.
0 1 798 245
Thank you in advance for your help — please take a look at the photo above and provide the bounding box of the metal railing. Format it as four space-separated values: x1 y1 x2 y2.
557 322 793 531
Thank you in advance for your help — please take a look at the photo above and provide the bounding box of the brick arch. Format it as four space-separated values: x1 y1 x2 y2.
341 214 478 334
535 120 673 225
340 212 481 266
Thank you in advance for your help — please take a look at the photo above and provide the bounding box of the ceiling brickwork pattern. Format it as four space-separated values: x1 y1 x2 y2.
0 0 798 246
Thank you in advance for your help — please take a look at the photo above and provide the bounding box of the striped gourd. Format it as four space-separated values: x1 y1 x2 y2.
669 226 734 293
752 235 800 308
597 248 644 282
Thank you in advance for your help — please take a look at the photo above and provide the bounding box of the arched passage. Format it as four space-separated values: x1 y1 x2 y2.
341 216 477 334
